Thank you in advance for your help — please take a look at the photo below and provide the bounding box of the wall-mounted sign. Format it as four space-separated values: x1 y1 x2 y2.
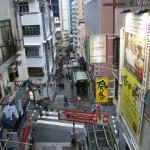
96 77 108 103
88 35 107 63
120 14 150 142
94 63 101 77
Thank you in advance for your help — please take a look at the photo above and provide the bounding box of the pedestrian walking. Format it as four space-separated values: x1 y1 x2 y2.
38 106 43 119
64 96 69 107
62 82 65 90
76 95 81 106
43 105 49 116
59 83 62 91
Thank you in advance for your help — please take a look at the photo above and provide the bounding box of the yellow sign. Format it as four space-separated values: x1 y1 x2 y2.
121 68 141 137
96 78 108 103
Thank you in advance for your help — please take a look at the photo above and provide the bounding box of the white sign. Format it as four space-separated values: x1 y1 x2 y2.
88 35 107 63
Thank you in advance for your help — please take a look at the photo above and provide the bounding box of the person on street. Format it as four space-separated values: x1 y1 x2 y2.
43 105 49 116
62 82 65 90
64 96 69 107
38 106 43 119
76 95 81 106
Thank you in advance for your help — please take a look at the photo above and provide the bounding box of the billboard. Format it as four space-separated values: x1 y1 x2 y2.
120 14 150 142
88 35 107 63
96 77 108 103
58 109 109 126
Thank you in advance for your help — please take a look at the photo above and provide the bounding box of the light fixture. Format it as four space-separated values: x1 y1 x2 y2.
134 9 149 15
120 9 131 14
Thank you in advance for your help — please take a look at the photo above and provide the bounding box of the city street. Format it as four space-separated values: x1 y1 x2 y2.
27 64 119 150
28 65 88 150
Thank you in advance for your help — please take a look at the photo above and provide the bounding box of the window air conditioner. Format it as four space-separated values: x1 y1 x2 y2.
6 82 15 92
9 65 17 72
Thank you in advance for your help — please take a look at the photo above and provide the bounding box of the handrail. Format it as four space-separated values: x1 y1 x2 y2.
93 125 101 150
103 126 113 150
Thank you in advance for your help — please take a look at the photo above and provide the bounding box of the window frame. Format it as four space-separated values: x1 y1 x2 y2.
19 2 29 13
25 46 40 57
22 25 40 35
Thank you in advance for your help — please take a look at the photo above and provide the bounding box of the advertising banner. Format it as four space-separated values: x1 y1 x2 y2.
120 14 150 142
58 109 109 126
88 35 107 63
121 68 141 137
96 77 108 103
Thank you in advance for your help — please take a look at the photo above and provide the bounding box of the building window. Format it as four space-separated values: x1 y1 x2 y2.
25 47 39 57
0 20 12 43
28 67 44 76
19 2 29 12
22 25 40 35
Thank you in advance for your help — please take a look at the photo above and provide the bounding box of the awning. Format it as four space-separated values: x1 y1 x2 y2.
73 71 90 82
0 54 21 73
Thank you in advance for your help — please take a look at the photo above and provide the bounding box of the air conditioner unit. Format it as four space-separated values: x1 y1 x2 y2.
6 82 15 92
9 65 17 72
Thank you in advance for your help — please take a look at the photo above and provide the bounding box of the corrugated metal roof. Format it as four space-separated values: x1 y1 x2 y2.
74 71 89 81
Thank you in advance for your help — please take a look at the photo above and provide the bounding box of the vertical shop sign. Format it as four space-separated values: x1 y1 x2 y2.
94 63 101 77
88 35 107 63
120 14 149 142
96 77 108 103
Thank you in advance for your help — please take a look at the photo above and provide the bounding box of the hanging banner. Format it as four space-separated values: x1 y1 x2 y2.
58 109 109 126
96 77 108 103
88 35 107 63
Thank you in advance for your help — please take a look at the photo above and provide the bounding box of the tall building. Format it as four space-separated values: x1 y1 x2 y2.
71 0 86 68
19 0 54 84
59 0 71 31
0 1 32 149
0 0 29 99
51 0 60 18
84 0 115 93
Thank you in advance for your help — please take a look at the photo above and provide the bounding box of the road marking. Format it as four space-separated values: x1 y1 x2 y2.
42 111 58 115
38 116 58 120
36 120 84 128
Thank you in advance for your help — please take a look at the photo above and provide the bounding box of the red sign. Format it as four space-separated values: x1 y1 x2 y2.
58 109 102 124
19 118 31 150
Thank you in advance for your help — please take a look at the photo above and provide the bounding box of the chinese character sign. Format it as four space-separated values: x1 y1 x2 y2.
96 77 108 103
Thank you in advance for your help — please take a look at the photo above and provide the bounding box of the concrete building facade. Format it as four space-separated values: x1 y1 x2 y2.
19 0 54 84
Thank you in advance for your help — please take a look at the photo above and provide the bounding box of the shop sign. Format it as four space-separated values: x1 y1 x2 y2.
88 35 107 63
58 109 109 126
19 118 31 150
94 63 101 77
95 77 108 103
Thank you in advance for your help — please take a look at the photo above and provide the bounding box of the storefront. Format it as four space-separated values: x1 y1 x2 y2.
72 71 90 104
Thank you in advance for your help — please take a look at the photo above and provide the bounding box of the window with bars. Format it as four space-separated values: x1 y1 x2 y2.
22 25 40 35
25 47 39 57
0 20 12 43
19 2 29 12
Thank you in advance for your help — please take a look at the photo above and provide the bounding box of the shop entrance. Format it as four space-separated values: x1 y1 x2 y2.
77 80 88 100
